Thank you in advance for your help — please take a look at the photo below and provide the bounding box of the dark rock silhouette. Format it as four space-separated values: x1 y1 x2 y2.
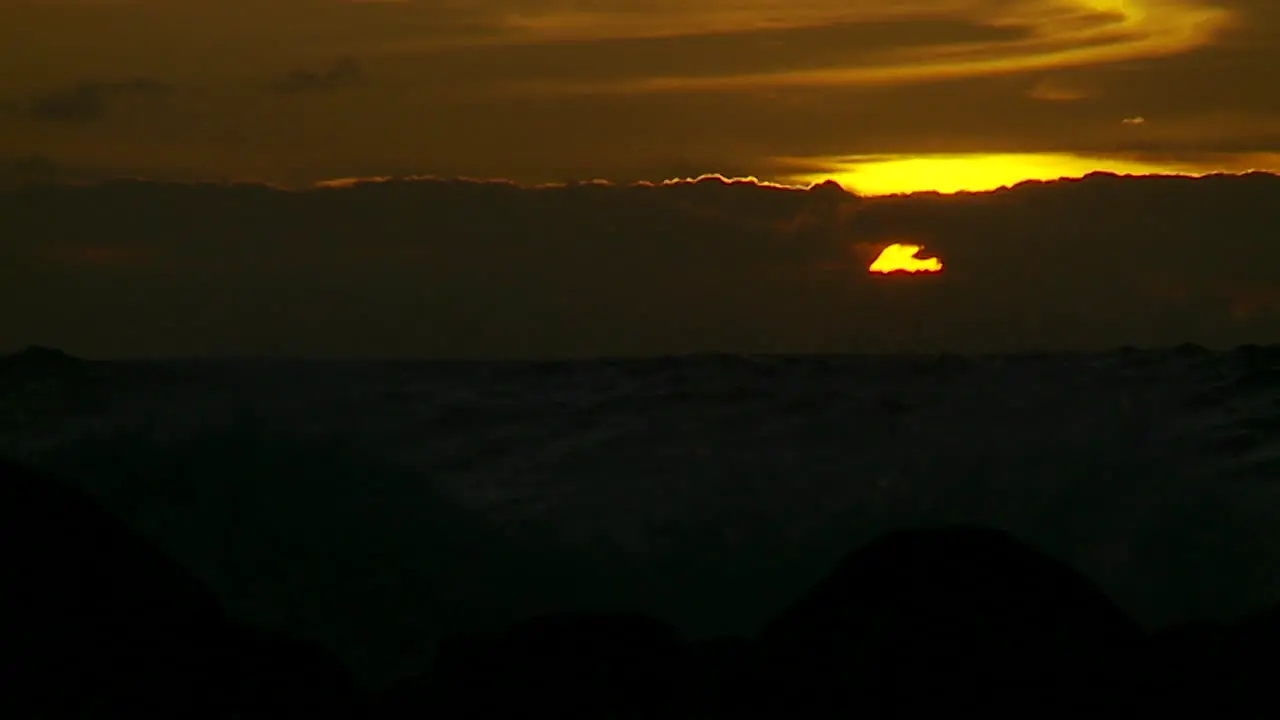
372 526 1171 719
681 635 762 717
0 457 364 718
8 450 1280 718
755 525 1146 717
367 522 1280 718
377 611 687 718
1147 604 1280 715
1144 620 1229 714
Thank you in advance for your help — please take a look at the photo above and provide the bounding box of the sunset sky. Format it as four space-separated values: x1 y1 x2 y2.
3 1 1279 358
3 0 1278 193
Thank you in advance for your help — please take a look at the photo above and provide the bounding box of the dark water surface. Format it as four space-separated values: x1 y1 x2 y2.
4 346 1278 684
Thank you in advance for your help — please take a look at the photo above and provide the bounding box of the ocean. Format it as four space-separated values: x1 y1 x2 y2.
3 346 1278 684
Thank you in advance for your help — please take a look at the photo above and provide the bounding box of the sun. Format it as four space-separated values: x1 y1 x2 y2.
869 243 943 274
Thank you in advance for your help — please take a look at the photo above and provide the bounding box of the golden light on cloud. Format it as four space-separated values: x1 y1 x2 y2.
784 152 1280 196
517 0 1235 95
869 243 944 274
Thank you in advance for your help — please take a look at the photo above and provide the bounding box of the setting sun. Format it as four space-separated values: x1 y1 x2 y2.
869 244 944 274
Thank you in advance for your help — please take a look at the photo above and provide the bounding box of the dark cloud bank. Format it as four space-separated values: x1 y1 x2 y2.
2 172 1278 359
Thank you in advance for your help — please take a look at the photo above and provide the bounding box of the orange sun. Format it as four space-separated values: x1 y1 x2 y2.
869 243 943 274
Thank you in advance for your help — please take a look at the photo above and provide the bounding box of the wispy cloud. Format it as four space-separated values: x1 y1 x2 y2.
0 1 1271 191
496 0 1234 94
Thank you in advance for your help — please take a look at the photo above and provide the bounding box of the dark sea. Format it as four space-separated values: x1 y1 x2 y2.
3 347 1278 684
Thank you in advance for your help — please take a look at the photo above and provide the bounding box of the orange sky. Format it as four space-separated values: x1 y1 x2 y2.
1 0 1278 193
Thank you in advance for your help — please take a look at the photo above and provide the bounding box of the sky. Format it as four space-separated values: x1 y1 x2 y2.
2 0 1279 192
2 1 1278 358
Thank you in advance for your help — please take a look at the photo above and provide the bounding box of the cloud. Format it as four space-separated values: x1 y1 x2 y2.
497 0 1236 95
1 1 1274 186
1 171 1278 358
408 18 1027 87
23 78 173 124
272 57 368 93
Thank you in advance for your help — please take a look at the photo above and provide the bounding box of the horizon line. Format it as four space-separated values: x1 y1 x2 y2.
6 342 1274 365
4 168 1278 200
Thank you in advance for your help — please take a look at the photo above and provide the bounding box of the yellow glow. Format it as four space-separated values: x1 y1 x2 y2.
784 152 1280 196
869 243 944 274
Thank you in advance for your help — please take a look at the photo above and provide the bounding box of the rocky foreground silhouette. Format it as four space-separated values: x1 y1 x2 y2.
3 456 1277 718
1 457 361 718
